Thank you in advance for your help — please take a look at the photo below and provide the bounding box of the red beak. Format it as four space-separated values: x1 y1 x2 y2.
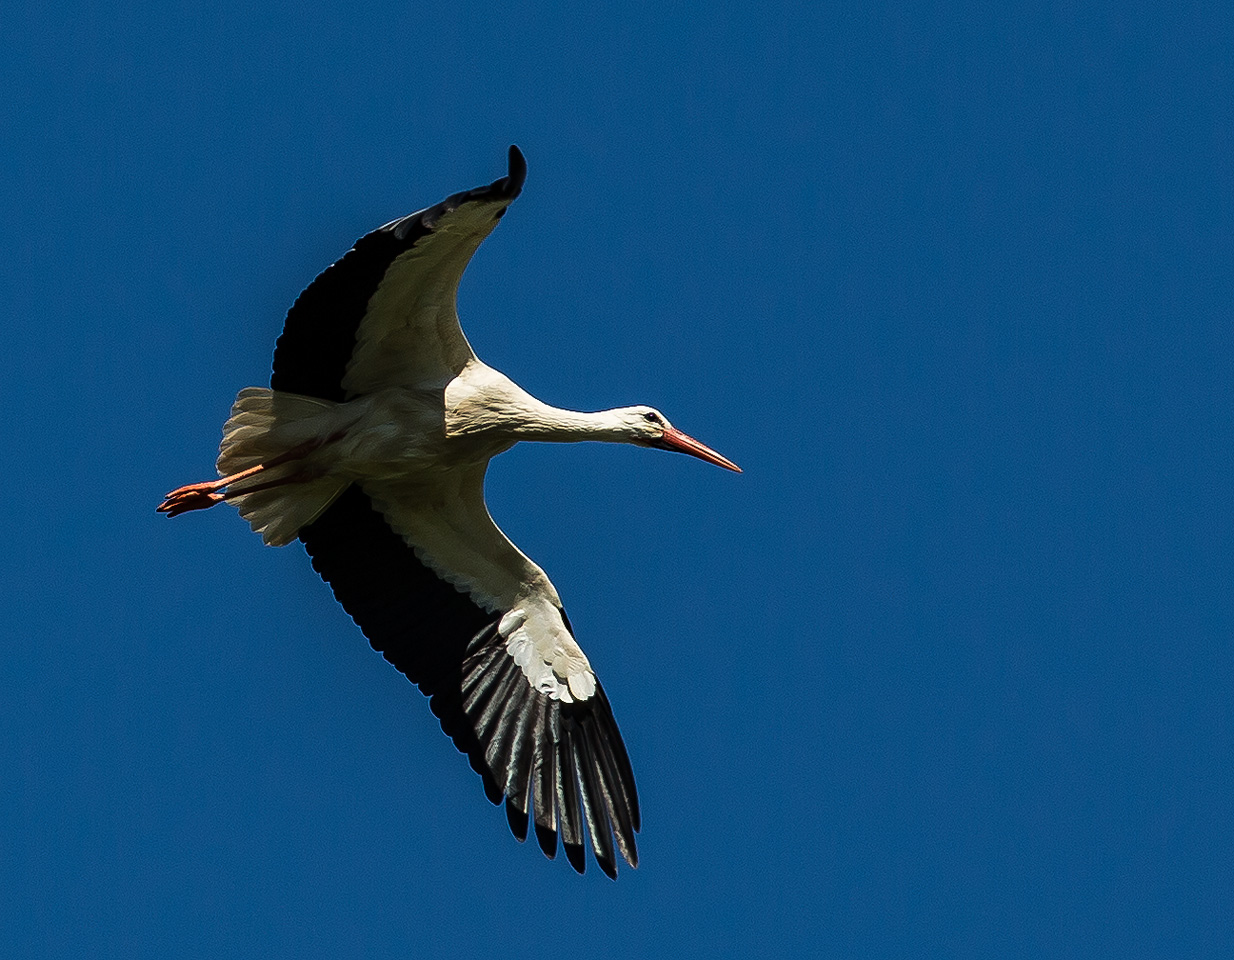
655 426 742 473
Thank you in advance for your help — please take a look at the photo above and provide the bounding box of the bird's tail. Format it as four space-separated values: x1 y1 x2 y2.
217 387 349 547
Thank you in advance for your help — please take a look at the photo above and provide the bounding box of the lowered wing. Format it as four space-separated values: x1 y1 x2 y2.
299 473 639 878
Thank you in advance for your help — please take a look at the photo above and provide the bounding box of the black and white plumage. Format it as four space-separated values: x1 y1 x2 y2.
159 146 740 878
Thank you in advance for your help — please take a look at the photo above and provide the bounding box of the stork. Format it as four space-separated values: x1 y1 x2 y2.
158 146 740 878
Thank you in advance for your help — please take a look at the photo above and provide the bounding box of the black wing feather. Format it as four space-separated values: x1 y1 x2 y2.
533 729 559 860
300 485 501 794
573 724 619 879
557 728 587 874
506 798 530 843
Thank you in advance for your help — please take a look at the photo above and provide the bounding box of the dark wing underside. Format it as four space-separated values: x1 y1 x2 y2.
270 146 527 401
299 486 640 877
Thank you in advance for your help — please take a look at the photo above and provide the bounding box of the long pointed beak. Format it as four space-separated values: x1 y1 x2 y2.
655 426 743 473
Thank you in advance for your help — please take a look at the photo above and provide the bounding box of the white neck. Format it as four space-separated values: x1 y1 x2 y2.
510 402 631 444
446 365 638 445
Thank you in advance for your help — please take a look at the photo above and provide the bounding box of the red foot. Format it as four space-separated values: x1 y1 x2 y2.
157 489 225 517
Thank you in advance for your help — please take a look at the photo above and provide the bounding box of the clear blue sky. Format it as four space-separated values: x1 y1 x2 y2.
2 2 1230 957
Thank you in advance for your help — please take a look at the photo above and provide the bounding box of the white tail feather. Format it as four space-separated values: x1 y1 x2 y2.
217 387 348 547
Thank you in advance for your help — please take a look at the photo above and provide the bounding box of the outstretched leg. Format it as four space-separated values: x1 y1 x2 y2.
157 437 327 517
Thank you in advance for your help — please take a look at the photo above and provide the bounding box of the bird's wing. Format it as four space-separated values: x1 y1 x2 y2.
270 146 528 402
298 476 639 878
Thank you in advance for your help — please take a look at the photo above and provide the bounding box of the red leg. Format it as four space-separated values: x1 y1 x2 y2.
157 437 328 517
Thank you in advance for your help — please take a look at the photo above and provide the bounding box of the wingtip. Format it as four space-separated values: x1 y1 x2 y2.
535 822 559 860
597 852 619 881
506 145 528 194
564 840 586 875
506 798 530 842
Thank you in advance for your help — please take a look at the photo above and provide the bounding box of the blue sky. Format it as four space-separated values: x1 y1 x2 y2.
2 2 1231 957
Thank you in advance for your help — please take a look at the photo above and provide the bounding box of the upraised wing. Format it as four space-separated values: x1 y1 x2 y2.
271 146 527 401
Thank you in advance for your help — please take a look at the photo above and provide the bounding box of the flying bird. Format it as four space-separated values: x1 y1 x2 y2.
158 146 740 878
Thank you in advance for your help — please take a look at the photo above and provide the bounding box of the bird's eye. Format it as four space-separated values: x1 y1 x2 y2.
643 412 660 424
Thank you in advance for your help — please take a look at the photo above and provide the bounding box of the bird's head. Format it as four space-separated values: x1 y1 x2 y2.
618 406 742 473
